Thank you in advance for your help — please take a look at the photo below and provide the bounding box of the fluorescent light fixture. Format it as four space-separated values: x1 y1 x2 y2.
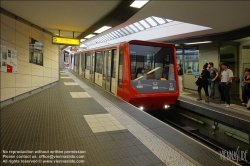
80 39 86 42
84 34 95 39
185 41 212 45
130 0 149 8
94 26 112 33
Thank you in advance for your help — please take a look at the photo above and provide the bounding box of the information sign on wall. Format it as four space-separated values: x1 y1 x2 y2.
0 45 18 73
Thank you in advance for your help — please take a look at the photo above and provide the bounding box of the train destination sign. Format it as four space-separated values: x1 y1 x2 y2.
52 37 80 46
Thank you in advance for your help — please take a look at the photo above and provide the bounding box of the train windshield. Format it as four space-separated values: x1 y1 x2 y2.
130 44 177 93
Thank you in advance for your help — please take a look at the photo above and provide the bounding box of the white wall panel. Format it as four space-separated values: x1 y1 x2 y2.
1 14 15 29
51 69 58 78
31 64 43 76
44 32 52 41
31 75 43 87
16 46 29 62
43 77 52 85
1 39 16 49
1 23 15 44
43 67 52 77
16 74 31 87
1 88 15 101
44 38 52 51
16 21 31 37
16 60 31 75
51 52 58 62
52 44 58 54
44 57 52 68
16 87 31 96
31 28 43 43
1 72 16 88
51 61 58 70
16 32 29 50
44 48 51 59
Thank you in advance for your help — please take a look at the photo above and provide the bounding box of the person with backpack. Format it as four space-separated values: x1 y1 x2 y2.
207 62 219 99
197 63 210 103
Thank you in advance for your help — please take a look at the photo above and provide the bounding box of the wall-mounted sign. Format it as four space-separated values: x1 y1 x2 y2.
201 59 206 62
52 36 80 46
1 45 18 73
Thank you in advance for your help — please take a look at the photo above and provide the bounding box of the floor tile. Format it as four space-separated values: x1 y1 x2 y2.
116 124 126 130
83 115 96 119
91 126 106 133
64 82 78 85
104 125 119 131
97 117 111 122
88 122 103 128
100 121 114 126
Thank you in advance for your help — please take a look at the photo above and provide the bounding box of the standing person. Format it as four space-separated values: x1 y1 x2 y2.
197 63 210 103
240 69 247 102
177 64 183 92
218 62 225 102
220 62 233 108
242 68 250 109
207 62 219 99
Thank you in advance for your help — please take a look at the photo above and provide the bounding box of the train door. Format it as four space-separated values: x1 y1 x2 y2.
85 52 90 80
106 50 112 91
79 53 82 76
90 52 95 82
102 51 107 89
81 53 85 78
94 51 103 86
111 49 117 94
76 54 79 74
117 48 124 97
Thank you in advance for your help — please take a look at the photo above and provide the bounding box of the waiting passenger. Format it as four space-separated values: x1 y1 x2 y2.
220 62 233 108
207 62 219 99
240 69 247 102
218 62 225 102
242 68 250 110
186 66 193 73
197 63 210 103
177 64 183 92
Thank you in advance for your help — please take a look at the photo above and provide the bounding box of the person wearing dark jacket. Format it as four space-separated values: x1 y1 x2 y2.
197 63 210 102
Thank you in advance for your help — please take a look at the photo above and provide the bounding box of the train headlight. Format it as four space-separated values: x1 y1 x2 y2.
164 105 170 109
139 106 144 111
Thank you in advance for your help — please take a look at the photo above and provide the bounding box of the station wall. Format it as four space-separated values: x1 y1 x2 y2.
0 13 59 102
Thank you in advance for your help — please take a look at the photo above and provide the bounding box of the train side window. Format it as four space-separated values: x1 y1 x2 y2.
95 51 103 74
85 52 90 70
118 50 124 87
112 49 117 78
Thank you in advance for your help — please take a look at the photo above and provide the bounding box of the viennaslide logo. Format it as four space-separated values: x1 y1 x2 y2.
219 146 248 163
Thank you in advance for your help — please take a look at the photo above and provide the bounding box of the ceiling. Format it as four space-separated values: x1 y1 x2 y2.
1 1 122 38
1 1 250 49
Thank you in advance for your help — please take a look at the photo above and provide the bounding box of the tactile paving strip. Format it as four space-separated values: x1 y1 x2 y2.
65 71 197 166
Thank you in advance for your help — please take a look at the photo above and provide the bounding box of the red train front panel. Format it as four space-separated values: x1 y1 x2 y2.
117 40 179 111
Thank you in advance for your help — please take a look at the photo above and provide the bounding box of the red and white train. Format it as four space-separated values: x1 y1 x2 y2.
70 40 179 111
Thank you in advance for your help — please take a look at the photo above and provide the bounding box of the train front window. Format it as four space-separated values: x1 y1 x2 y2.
129 43 176 93
130 44 175 81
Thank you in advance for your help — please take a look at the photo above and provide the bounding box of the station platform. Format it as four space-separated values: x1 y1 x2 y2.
0 70 240 166
178 91 250 133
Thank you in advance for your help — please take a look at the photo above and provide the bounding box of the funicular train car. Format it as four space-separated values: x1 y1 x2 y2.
73 40 179 111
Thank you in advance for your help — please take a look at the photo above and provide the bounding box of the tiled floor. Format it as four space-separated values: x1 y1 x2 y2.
84 114 126 133
0 69 239 166
60 76 71 78
70 92 92 98
64 82 78 85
